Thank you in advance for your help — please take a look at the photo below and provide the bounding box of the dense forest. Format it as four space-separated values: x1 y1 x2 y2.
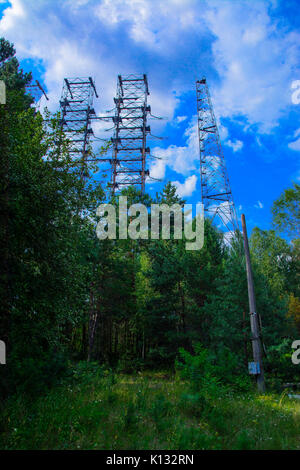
0 38 299 450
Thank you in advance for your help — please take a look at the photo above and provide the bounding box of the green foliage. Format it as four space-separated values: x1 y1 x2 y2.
123 402 137 430
250 228 292 296
67 361 106 385
176 344 223 420
264 339 298 386
234 430 254 450
271 182 300 240
151 393 172 432
6 350 68 396
211 347 251 392
0 36 32 94
0 38 15 63
0 38 105 396
176 343 251 396
179 392 207 417
176 344 213 391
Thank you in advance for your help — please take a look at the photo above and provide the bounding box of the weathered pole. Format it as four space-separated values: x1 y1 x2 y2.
0 80 10 361
241 214 266 393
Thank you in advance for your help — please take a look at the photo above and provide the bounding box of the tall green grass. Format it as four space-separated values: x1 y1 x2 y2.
0 363 299 450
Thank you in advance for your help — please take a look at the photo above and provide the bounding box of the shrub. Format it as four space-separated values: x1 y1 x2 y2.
7 349 68 396
68 361 105 385
176 343 222 397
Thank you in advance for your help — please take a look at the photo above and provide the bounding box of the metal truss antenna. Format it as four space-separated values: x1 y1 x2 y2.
59 77 98 179
26 80 49 108
196 78 239 243
110 74 151 194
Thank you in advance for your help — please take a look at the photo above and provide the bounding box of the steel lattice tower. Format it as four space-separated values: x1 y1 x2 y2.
110 74 151 193
59 77 98 177
196 78 239 242
26 80 49 108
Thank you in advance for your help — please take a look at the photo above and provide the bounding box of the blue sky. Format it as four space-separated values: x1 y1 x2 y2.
0 0 299 235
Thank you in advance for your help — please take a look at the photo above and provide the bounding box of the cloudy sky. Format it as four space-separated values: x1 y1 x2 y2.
1 0 299 234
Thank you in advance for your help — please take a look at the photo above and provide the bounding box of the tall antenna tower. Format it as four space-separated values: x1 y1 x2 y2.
59 77 98 178
26 79 49 108
196 78 239 242
110 74 151 193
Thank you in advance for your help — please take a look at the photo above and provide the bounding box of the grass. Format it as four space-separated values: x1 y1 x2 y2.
0 366 300 450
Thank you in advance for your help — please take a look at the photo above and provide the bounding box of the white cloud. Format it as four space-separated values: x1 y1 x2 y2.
149 157 167 180
254 200 264 209
225 139 243 152
288 128 300 151
172 174 197 198
150 144 194 177
288 139 300 151
0 1 108 111
0 0 26 31
94 0 151 32
0 0 186 131
1 0 299 166
94 0 208 53
148 90 178 130
218 123 229 140
204 0 300 133
175 115 188 124
149 116 199 181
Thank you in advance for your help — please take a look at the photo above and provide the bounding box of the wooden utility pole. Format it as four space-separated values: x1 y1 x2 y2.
241 214 266 393
0 81 11 357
